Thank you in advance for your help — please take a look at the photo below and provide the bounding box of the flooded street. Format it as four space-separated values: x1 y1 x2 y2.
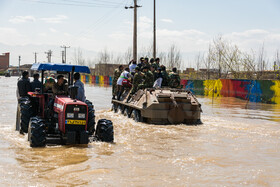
0 77 280 186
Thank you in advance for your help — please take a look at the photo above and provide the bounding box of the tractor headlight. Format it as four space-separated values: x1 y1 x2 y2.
67 113 74 118
78 113 86 119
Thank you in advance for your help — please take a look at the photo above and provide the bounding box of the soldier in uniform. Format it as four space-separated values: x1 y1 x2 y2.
137 66 154 90
161 65 169 87
126 66 143 102
169 67 181 88
112 65 123 99
152 58 160 70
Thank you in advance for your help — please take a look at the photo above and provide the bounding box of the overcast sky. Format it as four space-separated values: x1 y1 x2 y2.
1 0 280 68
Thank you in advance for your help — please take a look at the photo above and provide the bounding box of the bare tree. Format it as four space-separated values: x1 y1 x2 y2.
73 47 85 65
123 47 133 63
99 48 111 64
167 44 182 70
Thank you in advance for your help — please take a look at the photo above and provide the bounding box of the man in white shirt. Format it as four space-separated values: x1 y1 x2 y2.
117 67 131 100
129 60 137 75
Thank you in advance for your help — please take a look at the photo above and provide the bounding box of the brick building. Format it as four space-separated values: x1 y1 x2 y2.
94 63 128 76
0 53 9 70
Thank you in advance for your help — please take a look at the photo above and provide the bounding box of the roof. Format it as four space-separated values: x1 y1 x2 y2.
31 63 91 74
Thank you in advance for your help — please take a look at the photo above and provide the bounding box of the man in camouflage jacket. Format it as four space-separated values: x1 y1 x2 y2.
112 65 123 99
137 66 154 90
169 67 181 88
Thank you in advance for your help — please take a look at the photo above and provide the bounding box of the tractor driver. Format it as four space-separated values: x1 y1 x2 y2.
52 75 68 96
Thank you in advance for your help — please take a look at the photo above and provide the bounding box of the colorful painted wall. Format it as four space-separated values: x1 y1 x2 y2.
182 79 280 104
81 74 280 104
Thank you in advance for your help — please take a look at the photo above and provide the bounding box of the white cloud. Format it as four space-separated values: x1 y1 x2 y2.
40 15 68 23
49 28 57 33
9 16 36 23
161 19 173 23
0 27 28 45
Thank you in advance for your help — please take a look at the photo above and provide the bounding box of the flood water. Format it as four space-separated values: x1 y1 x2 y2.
0 77 280 186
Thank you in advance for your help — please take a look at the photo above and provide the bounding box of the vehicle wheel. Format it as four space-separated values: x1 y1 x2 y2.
95 119 114 142
132 110 142 122
85 100 96 135
29 117 46 147
118 105 123 114
113 103 118 113
124 108 131 118
19 97 32 133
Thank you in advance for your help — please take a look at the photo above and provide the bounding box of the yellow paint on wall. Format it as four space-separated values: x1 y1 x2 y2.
99 76 104 85
271 80 280 104
89 75 92 83
81 75 85 83
204 79 223 97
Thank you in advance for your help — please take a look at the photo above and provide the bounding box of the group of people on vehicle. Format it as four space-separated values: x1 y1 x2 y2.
112 57 181 101
17 71 86 102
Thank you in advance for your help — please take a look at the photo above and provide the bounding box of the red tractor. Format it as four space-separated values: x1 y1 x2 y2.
16 63 114 147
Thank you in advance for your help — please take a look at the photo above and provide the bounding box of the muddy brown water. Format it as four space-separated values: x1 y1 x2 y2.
0 77 280 186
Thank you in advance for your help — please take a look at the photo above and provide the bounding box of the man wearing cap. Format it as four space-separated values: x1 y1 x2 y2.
112 65 123 99
137 66 154 90
137 57 145 70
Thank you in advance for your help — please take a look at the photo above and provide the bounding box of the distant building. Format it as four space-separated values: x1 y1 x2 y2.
94 63 128 76
0 53 10 70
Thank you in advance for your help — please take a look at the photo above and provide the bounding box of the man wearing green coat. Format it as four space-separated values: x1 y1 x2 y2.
112 65 123 99
137 66 154 90
169 67 181 88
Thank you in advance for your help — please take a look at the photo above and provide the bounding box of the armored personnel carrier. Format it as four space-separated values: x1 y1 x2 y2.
112 88 202 125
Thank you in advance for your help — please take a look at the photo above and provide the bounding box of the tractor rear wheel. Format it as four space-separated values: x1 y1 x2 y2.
85 100 96 135
19 97 32 134
28 117 46 147
95 119 114 142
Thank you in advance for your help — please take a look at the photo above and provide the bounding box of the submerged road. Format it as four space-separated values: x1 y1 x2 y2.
0 77 280 186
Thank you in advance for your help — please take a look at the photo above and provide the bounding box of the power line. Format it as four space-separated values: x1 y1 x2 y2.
75 0 128 38
21 0 123 8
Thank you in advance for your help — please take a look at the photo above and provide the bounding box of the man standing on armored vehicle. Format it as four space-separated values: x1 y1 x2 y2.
169 67 181 88
152 58 160 70
112 65 123 99
137 66 154 90
161 65 169 87
126 66 143 102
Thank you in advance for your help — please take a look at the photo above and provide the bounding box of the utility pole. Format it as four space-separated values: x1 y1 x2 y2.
18 55 21 76
45 50 52 63
61 45 70 63
34 52 38 63
61 51 65 63
153 0 156 59
125 0 141 61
